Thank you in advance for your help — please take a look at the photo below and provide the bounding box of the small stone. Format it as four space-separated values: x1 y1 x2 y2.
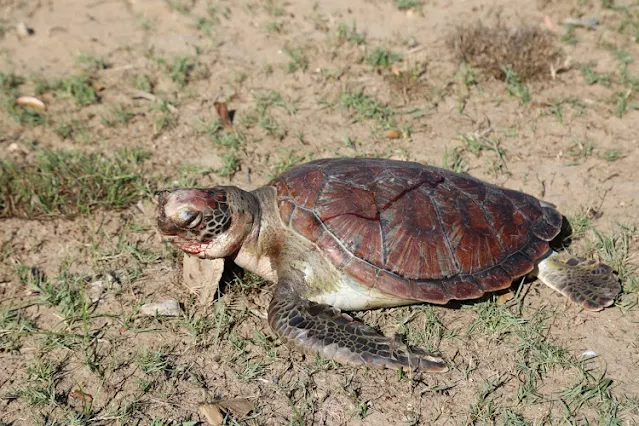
16 22 34 37
385 129 402 140
581 350 597 359
140 300 180 316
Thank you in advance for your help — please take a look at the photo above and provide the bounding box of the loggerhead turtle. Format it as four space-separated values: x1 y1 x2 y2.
157 158 621 372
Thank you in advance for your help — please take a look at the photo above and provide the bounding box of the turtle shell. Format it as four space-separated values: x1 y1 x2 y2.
270 158 563 303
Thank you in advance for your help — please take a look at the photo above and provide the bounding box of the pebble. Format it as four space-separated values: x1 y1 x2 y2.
139 299 181 316
16 22 33 37
581 350 597 359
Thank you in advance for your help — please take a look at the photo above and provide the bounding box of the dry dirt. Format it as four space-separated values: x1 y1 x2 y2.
1 0 639 425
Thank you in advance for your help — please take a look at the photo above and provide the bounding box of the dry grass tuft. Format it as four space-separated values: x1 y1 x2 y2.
448 21 563 81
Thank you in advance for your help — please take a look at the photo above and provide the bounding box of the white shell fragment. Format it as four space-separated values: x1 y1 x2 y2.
140 299 180 316
15 96 46 110
581 350 597 359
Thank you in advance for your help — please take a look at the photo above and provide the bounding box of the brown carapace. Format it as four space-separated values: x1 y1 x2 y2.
271 158 562 304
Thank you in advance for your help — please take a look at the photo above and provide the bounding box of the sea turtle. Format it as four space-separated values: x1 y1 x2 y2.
157 158 621 372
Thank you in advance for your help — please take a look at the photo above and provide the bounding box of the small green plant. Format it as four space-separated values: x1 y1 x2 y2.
101 105 135 127
76 53 107 72
283 47 309 72
561 25 578 45
503 65 531 104
580 64 612 86
340 90 395 127
603 148 623 162
54 75 99 106
395 0 422 10
336 22 366 45
365 47 402 68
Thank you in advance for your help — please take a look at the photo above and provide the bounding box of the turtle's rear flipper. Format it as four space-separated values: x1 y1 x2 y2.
536 252 621 311
268 284 447 373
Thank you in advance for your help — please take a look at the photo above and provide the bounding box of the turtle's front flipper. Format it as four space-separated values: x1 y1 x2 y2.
536 252 621 311
268 283 447 372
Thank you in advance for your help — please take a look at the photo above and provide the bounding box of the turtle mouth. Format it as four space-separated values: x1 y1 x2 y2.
161 235 211 256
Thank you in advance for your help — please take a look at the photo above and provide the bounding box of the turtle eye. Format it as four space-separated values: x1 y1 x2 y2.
175 208 202 229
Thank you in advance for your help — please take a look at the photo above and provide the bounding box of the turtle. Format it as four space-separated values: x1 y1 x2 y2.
157 158 621 372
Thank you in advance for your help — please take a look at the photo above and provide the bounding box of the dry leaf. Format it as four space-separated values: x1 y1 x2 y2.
199 399 254 425
69 390 93 403
219 398 255 418
199 404 225 425
183 256 224 306
15 96 46 110
214 101 233 131
385 129 401 140
92 81 106 92
497 291 515 305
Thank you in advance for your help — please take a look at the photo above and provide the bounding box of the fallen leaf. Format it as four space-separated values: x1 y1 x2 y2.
69 390 93 403
92 81 106 92
385 129 402 139
219 398 255 418
199 404 225 425
199 399 254 425
15 96 46 110
214 101 234 131
497 291 515 305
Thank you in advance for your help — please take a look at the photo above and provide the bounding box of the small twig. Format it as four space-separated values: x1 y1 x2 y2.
130 89 177 113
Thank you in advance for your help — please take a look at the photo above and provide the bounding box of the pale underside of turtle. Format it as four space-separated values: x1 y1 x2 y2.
157 158 621 372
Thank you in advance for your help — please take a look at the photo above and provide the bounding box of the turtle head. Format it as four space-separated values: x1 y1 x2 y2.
157 187 257 259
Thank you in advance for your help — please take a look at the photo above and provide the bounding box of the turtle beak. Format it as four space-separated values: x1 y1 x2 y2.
156 190 180 237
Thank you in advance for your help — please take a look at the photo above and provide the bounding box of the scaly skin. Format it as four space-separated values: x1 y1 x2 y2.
536 252 621 311
268 282 447 372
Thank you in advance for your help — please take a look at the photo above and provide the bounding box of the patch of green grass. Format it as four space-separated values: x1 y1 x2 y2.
134 73 154 92
101 105 135 127
270 149 312 177
581 64 612 86
503 65 531 104
442 145 468 173
13 357 63 407
589 223 638 293
0 147 150 219
53 75 100 106
15 265 86 322
340 90 396 128
365 47 402 68
161 55 208 88
283 47 309 73
152 99 177 132
603 148 623 162
561 25 578 45
76 53 107 72
336 22 366 45
395 0 422 10
396 305 448 352
564 139 595 166
0 310 37 352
